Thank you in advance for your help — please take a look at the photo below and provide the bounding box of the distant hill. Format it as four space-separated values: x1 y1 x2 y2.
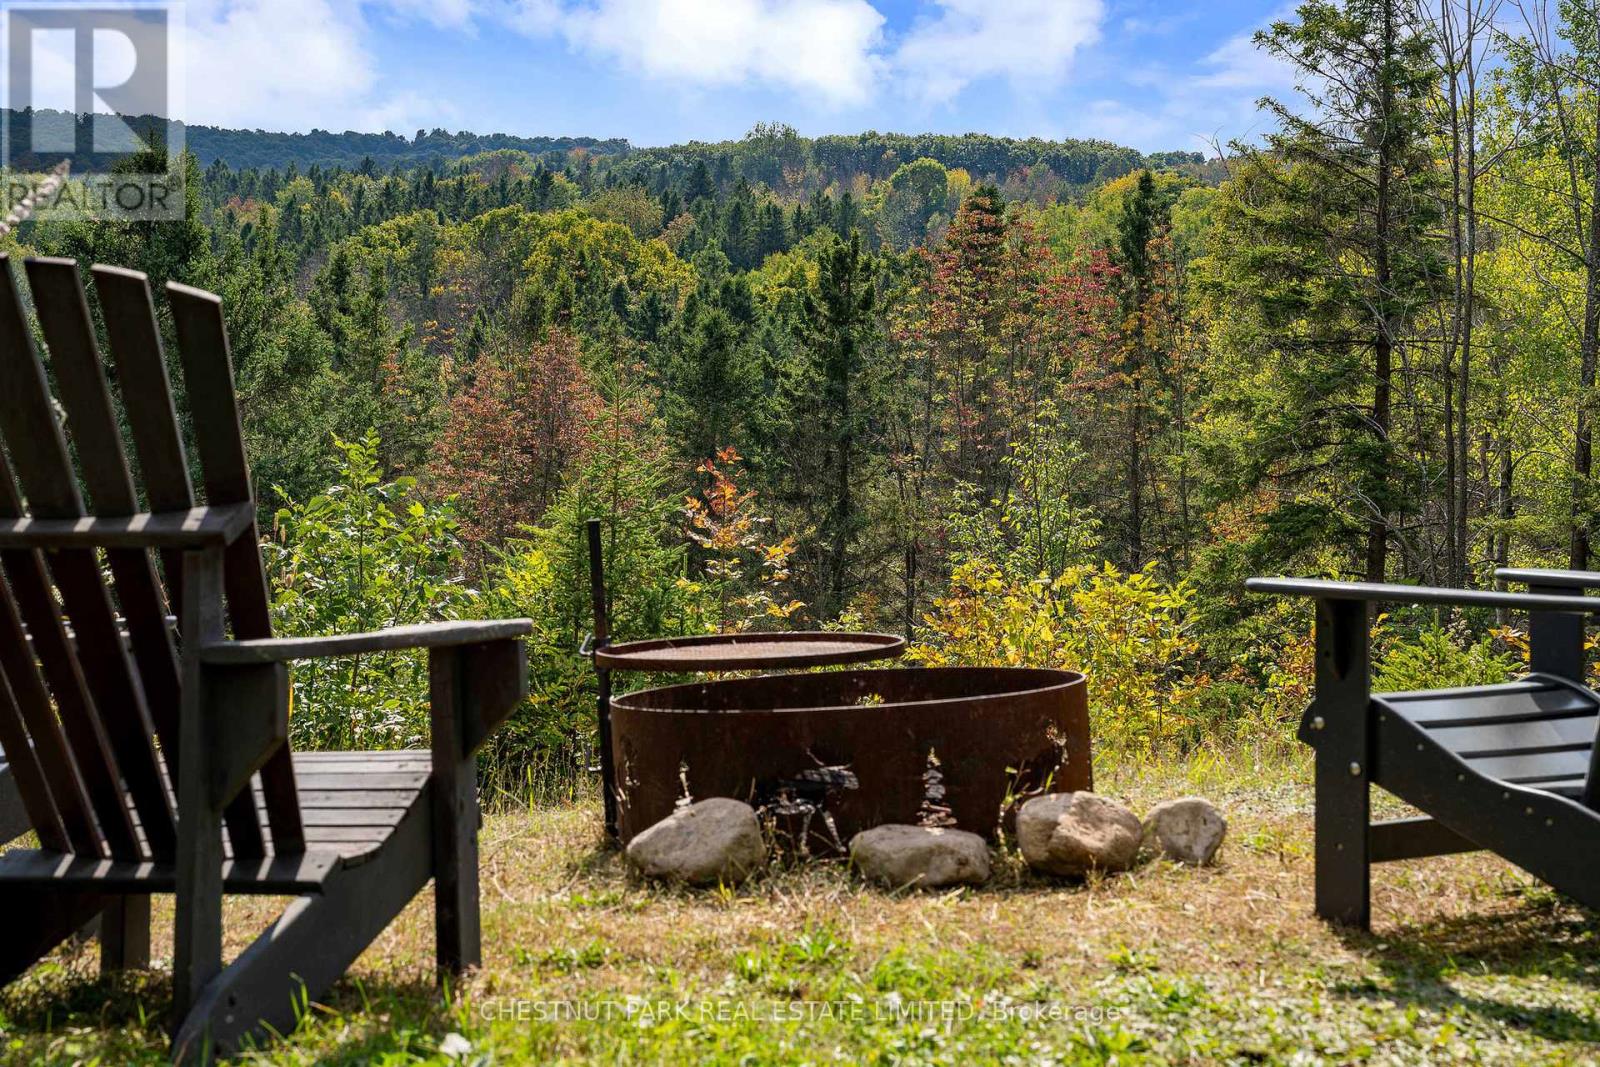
185 123 632 171
1 108 630 171
1 110 1217 190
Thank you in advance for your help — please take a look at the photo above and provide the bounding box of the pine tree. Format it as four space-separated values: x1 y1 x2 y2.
1202 0 1444 581
786 231 879 618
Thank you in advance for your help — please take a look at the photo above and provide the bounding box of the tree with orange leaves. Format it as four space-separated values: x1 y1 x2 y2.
680 447 802 633
428 330 601 570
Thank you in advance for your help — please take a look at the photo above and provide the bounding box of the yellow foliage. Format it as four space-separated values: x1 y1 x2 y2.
910 559 1207 750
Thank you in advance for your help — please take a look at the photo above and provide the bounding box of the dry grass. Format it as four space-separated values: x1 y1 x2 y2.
5 749 1600 1064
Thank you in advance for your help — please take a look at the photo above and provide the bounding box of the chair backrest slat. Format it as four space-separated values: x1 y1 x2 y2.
93 265 268 857
0 450 128 857
92 265 192 608
168 282 304 853
0 657 66 850
0 255 175 857
27 259 184 762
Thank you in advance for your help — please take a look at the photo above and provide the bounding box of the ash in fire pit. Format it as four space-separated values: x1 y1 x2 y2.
610 667 1089 849
756 757 862 856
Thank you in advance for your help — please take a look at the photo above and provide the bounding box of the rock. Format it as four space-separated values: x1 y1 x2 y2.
1016 793 1142 877
850 825 991 889
625 798 767 885
1142 797 1227 866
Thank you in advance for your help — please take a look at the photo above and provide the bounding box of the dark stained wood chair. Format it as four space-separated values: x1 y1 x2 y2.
0 256 531 1062
1248 575 1600 930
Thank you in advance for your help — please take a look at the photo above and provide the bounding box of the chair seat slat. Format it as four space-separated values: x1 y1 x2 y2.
1422 714 1599 758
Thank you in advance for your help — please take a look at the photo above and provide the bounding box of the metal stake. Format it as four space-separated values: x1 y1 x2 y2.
586 518 619 840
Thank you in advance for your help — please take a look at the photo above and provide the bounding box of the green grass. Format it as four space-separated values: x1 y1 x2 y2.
5 747 1600 1064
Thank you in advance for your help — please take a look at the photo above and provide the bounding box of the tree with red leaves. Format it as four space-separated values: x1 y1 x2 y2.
428 330 602 569
887 184 1121 634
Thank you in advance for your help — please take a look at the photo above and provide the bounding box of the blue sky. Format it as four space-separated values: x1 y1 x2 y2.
171 1 1296 152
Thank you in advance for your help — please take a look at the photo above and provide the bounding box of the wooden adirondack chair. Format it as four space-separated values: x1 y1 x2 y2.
1247 574 1600 931
0 255 532 1062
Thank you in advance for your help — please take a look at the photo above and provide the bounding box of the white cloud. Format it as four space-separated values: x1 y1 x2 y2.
1120 12 1197 38
182 0 375 129
1192 28 1294 91
1072 21 1296 152
512 0 886 106
381 0 482 30
893 0 1104 104
177 1 473 132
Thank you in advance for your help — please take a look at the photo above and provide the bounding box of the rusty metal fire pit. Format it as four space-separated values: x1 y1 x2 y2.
608 667 1089 849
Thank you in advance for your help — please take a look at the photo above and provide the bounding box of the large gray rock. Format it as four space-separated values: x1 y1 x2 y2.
625 798 767 885
1142 797 1226 866
850 825 991 889
1016 793 1142 877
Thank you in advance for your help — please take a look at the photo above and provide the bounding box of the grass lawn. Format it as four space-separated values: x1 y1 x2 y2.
5 751 1600 1065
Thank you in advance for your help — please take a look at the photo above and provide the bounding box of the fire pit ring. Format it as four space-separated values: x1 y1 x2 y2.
595 631 905 673
609 666 1089 848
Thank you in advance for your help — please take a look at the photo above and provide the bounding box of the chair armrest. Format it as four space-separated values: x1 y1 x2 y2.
431 638 528 757
199 619 533 664
1495 567 1600 590
1245 577 1600 614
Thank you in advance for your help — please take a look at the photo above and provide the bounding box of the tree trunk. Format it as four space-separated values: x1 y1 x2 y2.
1572 88 1600 570
831 346 852 615
1128 381 1144 569
1367 0 1397 585
1456 24 1478 586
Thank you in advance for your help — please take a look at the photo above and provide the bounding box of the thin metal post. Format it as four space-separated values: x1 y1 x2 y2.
587 519 618 840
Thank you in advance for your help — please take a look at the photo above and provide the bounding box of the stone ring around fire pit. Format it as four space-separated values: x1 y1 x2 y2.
609 666 1089 852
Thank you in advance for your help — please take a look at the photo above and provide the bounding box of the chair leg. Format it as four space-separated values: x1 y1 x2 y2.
429 645 484 977
174 545 226 1026
433 769 482 976
172 821 223 1028
1314 747 1371 929
170 800 434 1064
1312 597 1372 930
100 894 152 973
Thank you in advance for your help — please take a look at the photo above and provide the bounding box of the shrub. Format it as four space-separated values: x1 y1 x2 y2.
1372 616 1519 692
266 431 477 750
679 447 802 633
910 559 1207 751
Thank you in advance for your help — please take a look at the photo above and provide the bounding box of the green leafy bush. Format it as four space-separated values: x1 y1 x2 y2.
1372 617 1519 693
266 431 477 750
910 559 1207 752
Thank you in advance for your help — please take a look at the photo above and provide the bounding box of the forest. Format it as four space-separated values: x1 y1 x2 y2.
4 0 1592 791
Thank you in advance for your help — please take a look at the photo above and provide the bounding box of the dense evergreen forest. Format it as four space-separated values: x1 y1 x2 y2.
5 0 1592 782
